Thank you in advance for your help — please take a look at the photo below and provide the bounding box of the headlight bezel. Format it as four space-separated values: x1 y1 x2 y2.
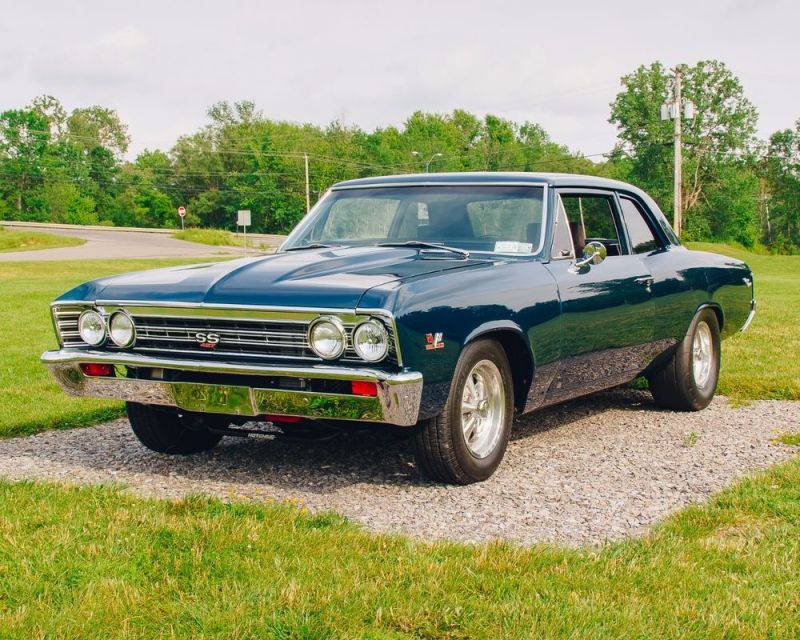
352 319 390 362
108 310 136 348
77 309 107 346
307 316 348 360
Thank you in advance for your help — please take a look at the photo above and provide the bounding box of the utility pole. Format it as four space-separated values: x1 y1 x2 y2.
304 153 310 213
661 66 693 237
673 67 683 237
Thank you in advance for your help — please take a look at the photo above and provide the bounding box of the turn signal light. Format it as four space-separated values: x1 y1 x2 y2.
351 380 378 397
79 362 114 377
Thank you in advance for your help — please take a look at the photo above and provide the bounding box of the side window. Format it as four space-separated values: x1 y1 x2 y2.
619 196 659 254
560 193 622 256
551 196 574 259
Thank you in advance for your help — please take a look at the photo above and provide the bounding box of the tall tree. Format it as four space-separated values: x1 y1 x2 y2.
0 108 50 214
610 60 759 242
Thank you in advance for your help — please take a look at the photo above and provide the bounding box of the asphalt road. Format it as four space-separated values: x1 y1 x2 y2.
0 223 285 261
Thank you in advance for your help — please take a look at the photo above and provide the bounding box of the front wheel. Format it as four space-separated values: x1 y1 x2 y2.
648 308 721 411
127 403 224 454
413 339 514 484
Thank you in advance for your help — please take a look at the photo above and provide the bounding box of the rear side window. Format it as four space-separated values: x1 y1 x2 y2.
619 196 659 254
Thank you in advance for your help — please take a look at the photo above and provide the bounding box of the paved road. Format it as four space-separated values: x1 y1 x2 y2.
0 223 284 261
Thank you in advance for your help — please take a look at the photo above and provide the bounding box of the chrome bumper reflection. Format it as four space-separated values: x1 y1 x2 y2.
41 350 422 426
740 299 756 333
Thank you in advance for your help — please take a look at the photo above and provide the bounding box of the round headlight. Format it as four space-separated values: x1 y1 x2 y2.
78 309 106 346
353 320 389 362
109 311 136 347
308 317 347 360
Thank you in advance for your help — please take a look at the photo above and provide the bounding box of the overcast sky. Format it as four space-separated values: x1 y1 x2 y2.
2 0 798 159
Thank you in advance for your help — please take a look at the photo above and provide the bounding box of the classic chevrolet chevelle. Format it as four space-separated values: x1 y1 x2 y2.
43 173 756 483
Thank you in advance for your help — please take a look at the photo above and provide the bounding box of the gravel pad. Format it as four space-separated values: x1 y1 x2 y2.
1 389 797 546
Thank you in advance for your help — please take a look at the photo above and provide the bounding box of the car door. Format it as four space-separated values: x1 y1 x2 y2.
616 192 697 346
543 189 656 401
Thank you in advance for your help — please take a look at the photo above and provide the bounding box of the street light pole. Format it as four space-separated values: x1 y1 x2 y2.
411 151 443 173
304 153 310 213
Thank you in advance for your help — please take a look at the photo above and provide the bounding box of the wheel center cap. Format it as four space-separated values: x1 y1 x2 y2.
477 399 489 413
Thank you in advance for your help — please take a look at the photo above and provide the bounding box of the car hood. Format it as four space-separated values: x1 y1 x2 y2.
59 246 492 309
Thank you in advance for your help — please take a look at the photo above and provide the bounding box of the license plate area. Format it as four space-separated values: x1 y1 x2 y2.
172 383 255 416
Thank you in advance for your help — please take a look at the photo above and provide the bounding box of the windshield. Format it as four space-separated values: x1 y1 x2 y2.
281 185 546 255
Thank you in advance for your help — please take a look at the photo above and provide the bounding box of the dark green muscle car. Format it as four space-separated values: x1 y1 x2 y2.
42 173 756 484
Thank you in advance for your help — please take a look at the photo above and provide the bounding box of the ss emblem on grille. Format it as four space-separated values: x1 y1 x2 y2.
195 332 221 349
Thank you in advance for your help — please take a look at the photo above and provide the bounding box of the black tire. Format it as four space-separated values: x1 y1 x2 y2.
648 308 721 411
413 339 514 484
126 402 224 454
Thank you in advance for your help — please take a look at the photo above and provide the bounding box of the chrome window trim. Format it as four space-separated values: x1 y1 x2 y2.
331 180 551 190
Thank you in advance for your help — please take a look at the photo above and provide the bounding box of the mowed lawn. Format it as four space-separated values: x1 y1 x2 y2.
0 226 84 252
0 258 213 437
0 458 798 638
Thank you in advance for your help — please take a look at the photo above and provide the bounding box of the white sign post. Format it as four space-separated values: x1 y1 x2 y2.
177 206 186 231
237 209 251 253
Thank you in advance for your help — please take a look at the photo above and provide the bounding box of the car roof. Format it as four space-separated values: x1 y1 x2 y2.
331 172 645 195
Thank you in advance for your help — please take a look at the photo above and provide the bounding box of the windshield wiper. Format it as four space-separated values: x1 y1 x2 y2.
378 241 470 259
283 243 337 251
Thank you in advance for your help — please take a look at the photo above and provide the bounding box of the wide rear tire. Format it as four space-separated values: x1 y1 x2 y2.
413 339 514 484
648 308 721 411
127 403 224 454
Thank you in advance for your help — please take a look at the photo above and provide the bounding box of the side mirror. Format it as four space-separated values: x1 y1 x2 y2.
573 241 607 270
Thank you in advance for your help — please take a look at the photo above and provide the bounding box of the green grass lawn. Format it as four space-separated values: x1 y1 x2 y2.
0 259 213 437
173 228 273 251
0 457 798 638
0 226 85 252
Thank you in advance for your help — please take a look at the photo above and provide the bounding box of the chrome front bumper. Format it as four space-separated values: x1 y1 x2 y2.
41 350 423 426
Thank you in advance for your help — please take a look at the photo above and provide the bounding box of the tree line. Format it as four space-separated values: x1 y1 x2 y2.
1 59 798 252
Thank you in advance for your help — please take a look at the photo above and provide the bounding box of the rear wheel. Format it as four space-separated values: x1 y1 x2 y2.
413 339 513 484
648 308 721 411
127 403 224 454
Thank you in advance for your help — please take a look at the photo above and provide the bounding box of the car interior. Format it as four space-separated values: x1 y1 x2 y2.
560 194 623 257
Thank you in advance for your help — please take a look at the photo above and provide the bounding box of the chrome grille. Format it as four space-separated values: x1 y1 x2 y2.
131 316 312 359
52 304 398 365
52 305 88 347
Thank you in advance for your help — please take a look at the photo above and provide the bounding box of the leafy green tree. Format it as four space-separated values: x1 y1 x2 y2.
0 108 50 215
610 60 759 242
762 120 800 251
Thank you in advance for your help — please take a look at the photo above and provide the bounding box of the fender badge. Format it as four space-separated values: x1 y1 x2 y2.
425 332 445 350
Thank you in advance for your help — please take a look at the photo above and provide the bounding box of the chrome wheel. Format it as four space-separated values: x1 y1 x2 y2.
461 359 505 458
692 321 713 389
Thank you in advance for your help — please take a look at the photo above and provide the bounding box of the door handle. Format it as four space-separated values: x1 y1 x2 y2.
635 276 654 292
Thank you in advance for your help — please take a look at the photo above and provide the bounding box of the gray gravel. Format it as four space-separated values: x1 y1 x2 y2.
0 388 797 547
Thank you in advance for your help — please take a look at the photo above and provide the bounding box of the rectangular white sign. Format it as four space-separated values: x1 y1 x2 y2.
237 210 251 227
